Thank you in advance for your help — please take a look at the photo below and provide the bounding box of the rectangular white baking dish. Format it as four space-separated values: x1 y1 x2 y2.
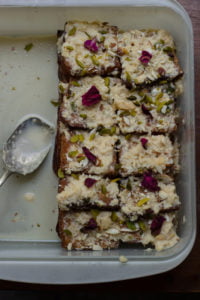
0 0 195 284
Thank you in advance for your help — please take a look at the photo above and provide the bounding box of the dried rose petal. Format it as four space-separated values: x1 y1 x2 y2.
139 50 152 64
81 218 98 232
140 138 148 149
82 147 97 164
84 38 98 53
150 215 166 236
84 178 97 188
141 173 160 192
82 86 102 107
141 104 153 119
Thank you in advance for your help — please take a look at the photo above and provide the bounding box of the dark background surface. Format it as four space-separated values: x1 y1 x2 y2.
0 0 199 294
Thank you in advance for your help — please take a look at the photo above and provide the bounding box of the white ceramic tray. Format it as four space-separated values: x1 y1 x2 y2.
0 0 196 284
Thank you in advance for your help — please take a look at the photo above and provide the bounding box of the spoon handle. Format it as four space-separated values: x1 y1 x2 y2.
0 169 12 187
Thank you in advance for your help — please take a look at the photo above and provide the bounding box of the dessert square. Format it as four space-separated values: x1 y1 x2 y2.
57 210 179 251
59 76 117 129
57 174 120 210
110 78 183 133
119 134 179 176
118 29 183 88
57 21 120 80
119 174 180 221
55 125 118 175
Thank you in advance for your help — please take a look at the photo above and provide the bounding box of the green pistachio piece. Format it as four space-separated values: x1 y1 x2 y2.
68 26 77 36
125 134 132 140
130 109 136 117
68 150 78 158
50 100 60 107
111 212 119 222
111 178 121 183
80 113 87 119
125 57 132 61
71 173 79 180
126 179 132 191
125 72 132 84
91 55 99 66
100 36 105 43
77 156 86 162
101 185 107 194
71 81 80 87
24 43 33 52
104 77 110 88
110 126 116 135
70 102 76 112
99 30 108 34
91 209 100 218
127 95 137 101
163 46 174 54
126 221 137 231
119 110 130 117
138 220 146 231
84 31 91 38
75 58 85 69
89 133 96 141
58 84 65 93
66 46 74 51
64 229 72 236
115 163 121 171
58 168 64 179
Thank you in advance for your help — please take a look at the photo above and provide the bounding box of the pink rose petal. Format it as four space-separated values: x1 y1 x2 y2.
139 50 152 65
82 146 97 165
150 215 166 236
141 172 160 192
84 38 98 53
82 86 102 107
84 178 97 188
140 138 148 149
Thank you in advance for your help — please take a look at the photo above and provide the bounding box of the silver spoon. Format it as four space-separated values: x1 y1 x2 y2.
0 115 54 186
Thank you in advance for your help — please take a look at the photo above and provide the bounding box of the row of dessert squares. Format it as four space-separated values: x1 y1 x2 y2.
58 76 183 134
57 21 183 88
57 125 179 176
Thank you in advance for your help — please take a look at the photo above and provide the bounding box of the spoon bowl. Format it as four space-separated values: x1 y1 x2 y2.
0 115 54 186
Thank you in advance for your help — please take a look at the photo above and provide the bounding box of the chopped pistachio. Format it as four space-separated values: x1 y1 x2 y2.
119 110 130 117
58 84 65 93
71 173 79 180
80 113 87 119
101 185 107 194
143 94 154 104
126 179 132 191
125 134 132 140
127 95 137 101
126 221 137 231
71 81 80 87
111 178 121 183
84 31 91 38
99 30 108 34
91 209 100 218
137 197 150 207
163 46 174 54
130 109 136 117
68 150 78 158
104 77 110 88
66 45 74 51
70 102 76 112
138 220 146 231
137 121 142 125
75 58 85 69
125 72 132 83
155 92 164 103
91 55 99 66
50 100 60 107
111 212 119 222
110 126 116 135
159 80 168 84
58 168 64 179
100 36 105 43
98 127 110 135
70 134 84 143
125 57 132 61
68 26 77 36
64 229 72 236
89 133 96 141
77 156 86 162
24 43 33 52
158 119 164 124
